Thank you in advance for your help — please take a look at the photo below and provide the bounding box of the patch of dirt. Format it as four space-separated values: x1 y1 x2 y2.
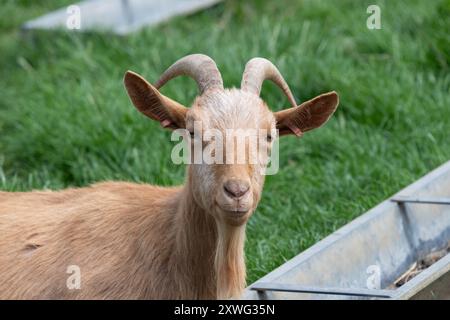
391 241 450 288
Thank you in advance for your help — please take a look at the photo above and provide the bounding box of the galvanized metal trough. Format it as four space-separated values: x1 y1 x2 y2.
243 160 450 300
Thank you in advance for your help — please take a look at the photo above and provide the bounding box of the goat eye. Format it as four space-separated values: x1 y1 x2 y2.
188 131 195 138
266 134 273 142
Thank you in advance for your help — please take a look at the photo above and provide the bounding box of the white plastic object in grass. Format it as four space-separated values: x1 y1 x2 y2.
22 0 222 35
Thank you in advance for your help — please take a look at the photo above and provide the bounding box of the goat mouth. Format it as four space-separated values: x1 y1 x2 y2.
223 209 248 216
215 201 251 219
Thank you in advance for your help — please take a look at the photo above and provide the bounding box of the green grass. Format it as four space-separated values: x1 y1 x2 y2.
0 0 449 283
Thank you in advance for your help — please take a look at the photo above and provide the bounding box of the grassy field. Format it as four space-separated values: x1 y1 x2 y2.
0 0 449 283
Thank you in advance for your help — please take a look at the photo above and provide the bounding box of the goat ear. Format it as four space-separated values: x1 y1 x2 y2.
274 91 339 137
124 71 188 129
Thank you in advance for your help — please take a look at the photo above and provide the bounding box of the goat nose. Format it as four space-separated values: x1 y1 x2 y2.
223 180 250 199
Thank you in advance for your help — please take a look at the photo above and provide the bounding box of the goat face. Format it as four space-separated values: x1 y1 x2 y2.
124 54 339 226
186 89 274 226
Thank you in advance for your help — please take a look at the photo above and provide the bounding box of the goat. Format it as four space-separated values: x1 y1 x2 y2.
0 54 339 299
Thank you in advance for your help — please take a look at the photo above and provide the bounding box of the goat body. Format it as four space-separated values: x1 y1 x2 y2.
0 181 242 299
0 54 338 299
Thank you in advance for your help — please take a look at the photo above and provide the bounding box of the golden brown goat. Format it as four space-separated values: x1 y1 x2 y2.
0 54 338 299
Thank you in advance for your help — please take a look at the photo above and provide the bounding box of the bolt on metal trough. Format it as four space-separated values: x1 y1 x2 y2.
242 161 450 300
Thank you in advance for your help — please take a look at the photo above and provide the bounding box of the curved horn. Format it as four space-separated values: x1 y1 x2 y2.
241 57 297 108
155 54 223 94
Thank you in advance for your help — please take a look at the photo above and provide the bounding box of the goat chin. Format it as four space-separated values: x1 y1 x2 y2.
220 212 251 227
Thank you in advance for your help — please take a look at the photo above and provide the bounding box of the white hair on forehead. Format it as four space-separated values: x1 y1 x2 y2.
198 89 269 130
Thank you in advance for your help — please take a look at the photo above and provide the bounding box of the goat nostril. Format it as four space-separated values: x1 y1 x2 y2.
223 180 250 199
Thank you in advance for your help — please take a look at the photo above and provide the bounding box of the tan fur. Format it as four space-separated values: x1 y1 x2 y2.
0 180 222 299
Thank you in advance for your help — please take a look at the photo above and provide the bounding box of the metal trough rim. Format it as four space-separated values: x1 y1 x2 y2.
250 282 395 299
391 196 450 205
244 160 450 300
